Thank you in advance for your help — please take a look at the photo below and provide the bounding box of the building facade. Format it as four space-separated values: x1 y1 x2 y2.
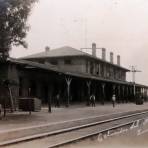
22 44 128 81
19 43 148 105
0 43 148 109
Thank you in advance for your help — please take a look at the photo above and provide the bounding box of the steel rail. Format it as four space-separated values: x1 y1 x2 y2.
1 110 148 147
48 120 137 148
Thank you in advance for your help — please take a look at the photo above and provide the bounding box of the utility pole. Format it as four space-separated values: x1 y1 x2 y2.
129 66 141 96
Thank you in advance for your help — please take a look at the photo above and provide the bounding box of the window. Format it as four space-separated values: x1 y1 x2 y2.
96 64 100 75
96 64 99 75
64 59 72 65
90 62 94 74
101 65 104 77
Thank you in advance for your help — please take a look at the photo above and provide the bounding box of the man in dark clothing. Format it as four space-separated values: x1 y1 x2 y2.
55 94 60 108
90 94 96 107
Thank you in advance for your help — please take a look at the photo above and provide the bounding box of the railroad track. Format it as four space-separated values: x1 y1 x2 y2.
1 109 148 148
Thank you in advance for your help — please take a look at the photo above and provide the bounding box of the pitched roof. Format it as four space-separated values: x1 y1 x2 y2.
21 46 88 59
6 58 148 88
8 58 60 73
20 46 129 71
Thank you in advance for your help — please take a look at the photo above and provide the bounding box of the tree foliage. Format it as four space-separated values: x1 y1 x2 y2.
0 0 37 58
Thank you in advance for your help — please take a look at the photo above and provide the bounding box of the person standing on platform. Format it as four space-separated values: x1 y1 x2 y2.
55 93 60 108
112 94 116 108
90 94 96 107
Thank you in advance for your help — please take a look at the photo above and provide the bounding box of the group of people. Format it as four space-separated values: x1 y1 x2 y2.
89 93 116 108
54 93 116 108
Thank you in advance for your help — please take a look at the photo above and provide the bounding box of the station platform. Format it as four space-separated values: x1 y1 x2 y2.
0 102 148 132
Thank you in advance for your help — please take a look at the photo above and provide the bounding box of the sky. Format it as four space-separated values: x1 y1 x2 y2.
10 0 148 85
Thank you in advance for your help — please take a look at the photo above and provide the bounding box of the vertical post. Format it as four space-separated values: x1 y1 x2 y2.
118 85 120 102
28 87 31 115
122 86 125 103
129 86 132 102
145 88 147 101
29 98 32 115
86 80 91 106
126 86 129 103
142 88 144 98
3 98 6 117
133 83 136 97
130 85 134 102
140 88 142 99
146 88 148 99
8 85 14 112
48 97 51 113
130 66 141 101
65 76 72 107
48 85 52 113
144 88 146 101
143 88 145 101
142 88 144 99
102 83 105 105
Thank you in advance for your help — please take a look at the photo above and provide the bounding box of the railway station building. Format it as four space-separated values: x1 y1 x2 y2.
0 43 148 108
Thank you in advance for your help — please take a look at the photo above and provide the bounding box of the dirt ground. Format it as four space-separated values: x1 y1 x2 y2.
1 103 148 132
1 103 148 148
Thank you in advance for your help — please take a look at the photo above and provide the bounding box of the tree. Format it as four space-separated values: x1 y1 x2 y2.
0 0 37 117
0 0 37 59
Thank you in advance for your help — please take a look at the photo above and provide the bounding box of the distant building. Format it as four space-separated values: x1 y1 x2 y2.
0 43 148 108
21 44 128 82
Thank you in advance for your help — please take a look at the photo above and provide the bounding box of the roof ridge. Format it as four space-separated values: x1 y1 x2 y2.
19 46 89 59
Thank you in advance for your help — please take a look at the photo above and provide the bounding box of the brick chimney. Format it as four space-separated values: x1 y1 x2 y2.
110 52 114 64
92 43 96 57
117 55 120 66
102 48 106 60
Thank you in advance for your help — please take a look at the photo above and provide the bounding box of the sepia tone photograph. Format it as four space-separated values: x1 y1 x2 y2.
0 0 148 147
